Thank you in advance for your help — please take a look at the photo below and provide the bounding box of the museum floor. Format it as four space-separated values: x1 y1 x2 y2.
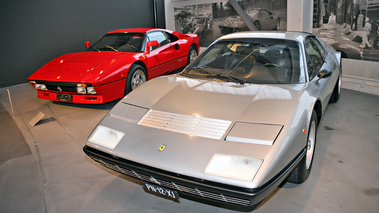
0 83 378 213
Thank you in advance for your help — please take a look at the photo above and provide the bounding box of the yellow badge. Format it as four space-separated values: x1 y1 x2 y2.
158 144 166 152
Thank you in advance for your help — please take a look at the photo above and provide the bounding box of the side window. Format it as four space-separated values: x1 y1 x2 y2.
260 10 270 18
304 37 324 80
164 32 179 42
147 31 170 51
310 37 325 56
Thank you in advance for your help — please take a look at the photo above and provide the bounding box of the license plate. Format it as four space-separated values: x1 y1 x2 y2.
56 93 72 101
143 182 179 200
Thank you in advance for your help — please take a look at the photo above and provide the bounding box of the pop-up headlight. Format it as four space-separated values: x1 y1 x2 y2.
226 122 283 145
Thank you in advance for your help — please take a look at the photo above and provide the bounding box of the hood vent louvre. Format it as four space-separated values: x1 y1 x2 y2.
138 109 231 140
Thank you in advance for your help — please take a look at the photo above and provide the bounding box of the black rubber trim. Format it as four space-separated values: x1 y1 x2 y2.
83 145 306 211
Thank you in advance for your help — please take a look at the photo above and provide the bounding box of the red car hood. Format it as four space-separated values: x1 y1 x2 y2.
29 51 138 84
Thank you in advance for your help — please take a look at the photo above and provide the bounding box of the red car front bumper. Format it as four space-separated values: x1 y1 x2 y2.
30 79 126 104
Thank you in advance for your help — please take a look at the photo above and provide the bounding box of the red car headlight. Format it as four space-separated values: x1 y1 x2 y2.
35 83 47 90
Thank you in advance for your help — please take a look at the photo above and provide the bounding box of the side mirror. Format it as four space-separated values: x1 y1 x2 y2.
146 40 158 54
317 69 332 79
85 41 91 48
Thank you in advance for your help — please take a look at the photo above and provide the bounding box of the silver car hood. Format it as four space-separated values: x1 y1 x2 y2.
125 75 306 124
88 75 311 188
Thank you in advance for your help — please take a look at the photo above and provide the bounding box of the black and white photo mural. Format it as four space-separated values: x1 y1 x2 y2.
173 0 287 47
312 0 379 62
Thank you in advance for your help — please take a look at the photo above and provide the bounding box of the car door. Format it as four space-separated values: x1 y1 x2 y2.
304 36 336 107
145 31 177 79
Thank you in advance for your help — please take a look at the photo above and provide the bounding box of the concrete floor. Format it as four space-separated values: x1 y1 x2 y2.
0 83 378 213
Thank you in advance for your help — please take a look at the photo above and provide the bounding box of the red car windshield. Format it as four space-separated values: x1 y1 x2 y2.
87 33 145 52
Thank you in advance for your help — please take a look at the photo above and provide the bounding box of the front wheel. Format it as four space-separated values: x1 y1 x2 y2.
287 110 318 184
254 21 261 30
124 64 147 95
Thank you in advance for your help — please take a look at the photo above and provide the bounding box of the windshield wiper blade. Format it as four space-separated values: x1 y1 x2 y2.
105 45 119 52
191 67 213 75
190 67 245 85
89 45 100 52
215 74 246 85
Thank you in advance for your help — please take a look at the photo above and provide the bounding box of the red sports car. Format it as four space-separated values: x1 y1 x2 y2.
28 28 200 104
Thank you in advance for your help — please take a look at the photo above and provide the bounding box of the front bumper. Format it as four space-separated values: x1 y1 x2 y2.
83 145 305 211
30 79 126 104
36 90 105 104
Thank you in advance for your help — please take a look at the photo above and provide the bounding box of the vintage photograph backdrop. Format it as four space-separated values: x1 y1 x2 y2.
170 0 378 62
172 0 287 47
312 0 379 62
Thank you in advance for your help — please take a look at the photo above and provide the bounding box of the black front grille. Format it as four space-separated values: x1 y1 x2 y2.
33 80 92 93
90 156 251 206
45 84 77 92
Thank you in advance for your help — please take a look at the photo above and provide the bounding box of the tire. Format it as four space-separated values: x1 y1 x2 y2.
187 45 197 65
254 21 261 30
124 64 147 95
329 73 341 103
275 19 280 30
287 110 318 184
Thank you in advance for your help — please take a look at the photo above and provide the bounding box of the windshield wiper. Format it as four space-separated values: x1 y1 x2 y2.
89 45 100 52
105 45 119 52
190 67 245 85
191 67 213 75
214 73 246 85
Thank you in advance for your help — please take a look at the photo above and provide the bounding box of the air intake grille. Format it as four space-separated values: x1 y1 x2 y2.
91 157 251 206
138 110 231 140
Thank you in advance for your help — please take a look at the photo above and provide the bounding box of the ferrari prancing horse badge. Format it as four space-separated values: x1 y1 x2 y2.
158 144 166 152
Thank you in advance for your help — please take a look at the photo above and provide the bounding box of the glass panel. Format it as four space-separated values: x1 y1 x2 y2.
88 33 144 52
184 38 302 84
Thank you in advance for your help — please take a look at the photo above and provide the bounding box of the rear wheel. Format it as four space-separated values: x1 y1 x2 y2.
187 45 197 64
287 110 317 184
124 64 147 95
254 21 261 30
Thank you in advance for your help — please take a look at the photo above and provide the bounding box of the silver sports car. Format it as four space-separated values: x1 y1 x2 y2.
84 32 341 211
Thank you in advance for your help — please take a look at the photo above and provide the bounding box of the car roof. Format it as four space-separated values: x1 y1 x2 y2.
218 31 312 43
106 28 168 34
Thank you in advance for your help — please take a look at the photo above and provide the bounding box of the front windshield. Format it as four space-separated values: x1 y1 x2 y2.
87 33 144 52
183 38 302 84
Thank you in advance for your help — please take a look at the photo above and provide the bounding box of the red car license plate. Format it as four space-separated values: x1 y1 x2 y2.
56 93 72 101
143 182 179 200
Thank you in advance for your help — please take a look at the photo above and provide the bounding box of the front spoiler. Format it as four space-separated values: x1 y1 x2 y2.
83 145 306 211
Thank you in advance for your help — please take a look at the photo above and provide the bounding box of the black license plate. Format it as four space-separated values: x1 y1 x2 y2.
143 182 179 200
56 93 72 101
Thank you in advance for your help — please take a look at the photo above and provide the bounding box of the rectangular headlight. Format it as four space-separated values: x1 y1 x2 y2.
205 153 262 182
35 83 47 90
76 86 86 94
87 87 96 94
88 125 125 149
